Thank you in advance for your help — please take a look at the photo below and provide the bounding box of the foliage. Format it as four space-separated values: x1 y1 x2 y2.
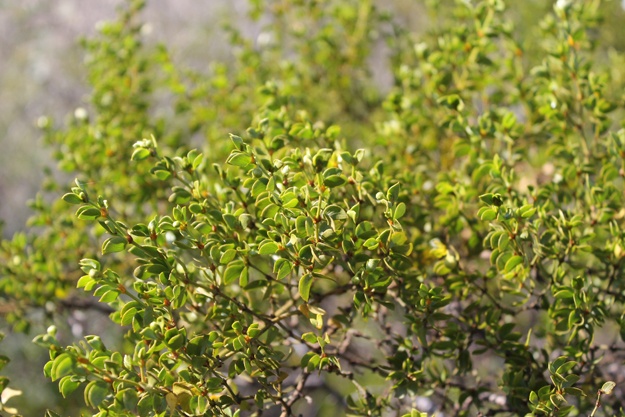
2 0 625 416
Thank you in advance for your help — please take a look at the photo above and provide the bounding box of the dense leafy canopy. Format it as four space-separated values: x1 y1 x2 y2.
2 0 625 416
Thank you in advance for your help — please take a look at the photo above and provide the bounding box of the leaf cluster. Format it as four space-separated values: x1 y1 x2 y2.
2 0 625 416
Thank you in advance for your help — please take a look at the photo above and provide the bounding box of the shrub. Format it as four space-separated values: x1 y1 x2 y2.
2 0 625 416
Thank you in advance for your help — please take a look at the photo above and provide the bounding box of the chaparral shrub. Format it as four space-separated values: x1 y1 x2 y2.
2 0 625 416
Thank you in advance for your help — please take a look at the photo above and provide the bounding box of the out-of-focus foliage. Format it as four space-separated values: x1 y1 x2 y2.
2 0 625 416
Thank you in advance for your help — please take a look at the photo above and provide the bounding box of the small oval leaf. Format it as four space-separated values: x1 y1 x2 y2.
298 274 313 302
258 241 280 255
102 236 127 255
601 381 616 395
504 255 524 273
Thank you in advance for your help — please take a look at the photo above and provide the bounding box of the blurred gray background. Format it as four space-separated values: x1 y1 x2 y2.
0 0 246 238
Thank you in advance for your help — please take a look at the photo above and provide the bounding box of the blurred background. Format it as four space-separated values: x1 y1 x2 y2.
1 0 625 415
0 0 244 239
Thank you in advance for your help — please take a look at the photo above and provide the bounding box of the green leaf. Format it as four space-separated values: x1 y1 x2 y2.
601 381 616 395
166 334 185 350
555 360 577 375
229 134 244 149
529 391 538 404
76 206 101 220
84 381 109 407
324 175 346 188
386 182 401 202
436 182 454 195
121 307 137 326
504 255 523 273
298 274 313 302
305 353 321 371
98 290 120 303
131 147 151 161
261 203 279 219
479 207 498 221
497 233 510 250
363 238 379 250
300 351 316 368
191 153 204 170
355 221 376 239
394 202 407 219
59 375 81 398
274 258 292 280
281 191 299 208
481 193 503 207
102 236 127 254
554 289 574 299
266 176 276 192
119 388 139 410
479 193 495 205
258 240 280 255
219 249 237 265
518 204 537 218
301 332 318 344
50 353 76 381
550 357 568 374
324 205 347 220
153 169 171 181
240 266 249 287
472 162 494 183
227 152 253 167
224 261 245 285
437 94 464 110
327 125 341 140
62 193 83 205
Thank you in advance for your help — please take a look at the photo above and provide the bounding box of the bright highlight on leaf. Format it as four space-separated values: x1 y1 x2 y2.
600 381 616 395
